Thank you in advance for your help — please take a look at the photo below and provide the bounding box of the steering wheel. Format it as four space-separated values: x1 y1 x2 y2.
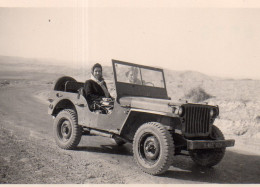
144 82 155 87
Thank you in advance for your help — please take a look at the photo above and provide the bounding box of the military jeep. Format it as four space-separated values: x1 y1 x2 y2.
48 59 235 175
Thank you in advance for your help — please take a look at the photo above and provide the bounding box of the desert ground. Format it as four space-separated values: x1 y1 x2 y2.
0 56 260 184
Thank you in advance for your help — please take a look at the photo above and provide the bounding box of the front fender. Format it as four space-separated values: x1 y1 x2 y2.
119 108 180 141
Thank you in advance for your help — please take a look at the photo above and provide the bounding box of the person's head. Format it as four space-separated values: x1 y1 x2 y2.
91 63 103 80
126 67 139 83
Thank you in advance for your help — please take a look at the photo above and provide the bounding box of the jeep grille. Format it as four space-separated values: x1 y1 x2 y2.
183 105 211 137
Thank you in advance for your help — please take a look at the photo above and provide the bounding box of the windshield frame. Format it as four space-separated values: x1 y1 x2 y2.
112 59 169 100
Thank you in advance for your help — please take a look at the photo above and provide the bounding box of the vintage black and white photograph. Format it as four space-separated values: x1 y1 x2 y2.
0 0 260 184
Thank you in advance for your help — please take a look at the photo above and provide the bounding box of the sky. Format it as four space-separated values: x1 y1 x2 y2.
0 1 260 79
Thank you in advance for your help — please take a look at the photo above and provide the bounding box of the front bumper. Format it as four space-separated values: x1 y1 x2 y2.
187 139 235 150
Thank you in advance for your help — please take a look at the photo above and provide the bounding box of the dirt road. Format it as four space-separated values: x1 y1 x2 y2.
0 81 260 184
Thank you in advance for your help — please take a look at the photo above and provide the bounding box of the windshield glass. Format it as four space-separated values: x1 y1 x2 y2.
140 68 165 88
115 63 165 88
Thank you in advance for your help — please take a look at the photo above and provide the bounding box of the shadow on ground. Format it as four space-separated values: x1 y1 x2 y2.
76 142 260 184
163 150 260 183
76 143 133 156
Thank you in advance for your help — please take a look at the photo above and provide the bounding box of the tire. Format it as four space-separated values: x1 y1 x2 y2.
54 76 76 91
133 122 174 175
53 109 82 150
189 125 226 167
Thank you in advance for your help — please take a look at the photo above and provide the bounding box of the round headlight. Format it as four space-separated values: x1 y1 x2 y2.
178 106 183 116
173 106 184 116
210 108 218 118
210 108 214 117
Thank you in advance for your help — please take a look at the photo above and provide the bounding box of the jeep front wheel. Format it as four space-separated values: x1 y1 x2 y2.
53 109 82 150
189 125 226 167
133 122 174 175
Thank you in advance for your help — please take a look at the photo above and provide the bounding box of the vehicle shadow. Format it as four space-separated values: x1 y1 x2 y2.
163 150 260 183
76 143 133 156
75 139 260 183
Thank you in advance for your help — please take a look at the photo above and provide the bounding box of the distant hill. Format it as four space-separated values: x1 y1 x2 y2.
164 69 214 83
0 56 74 74
0 55 221 82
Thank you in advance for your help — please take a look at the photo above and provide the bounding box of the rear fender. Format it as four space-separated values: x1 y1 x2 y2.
50 99 75 116
48 92 87 123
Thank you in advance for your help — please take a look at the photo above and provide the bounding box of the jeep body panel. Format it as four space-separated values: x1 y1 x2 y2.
49 92 180 136
48 91 130 133
48 91 87 125
119 96 182 115
80 100 128 132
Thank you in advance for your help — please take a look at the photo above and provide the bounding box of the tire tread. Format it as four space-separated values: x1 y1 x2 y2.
133 122 174 175
189 125 226 167
54 109 82 150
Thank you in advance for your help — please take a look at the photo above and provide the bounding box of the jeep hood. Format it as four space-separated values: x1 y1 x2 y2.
119 96 183 113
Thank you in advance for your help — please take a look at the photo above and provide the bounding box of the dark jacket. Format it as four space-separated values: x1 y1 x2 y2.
84 79 110 103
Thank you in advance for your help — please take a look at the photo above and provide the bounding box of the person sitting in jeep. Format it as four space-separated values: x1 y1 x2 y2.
84 63 112 112
125 66 142 85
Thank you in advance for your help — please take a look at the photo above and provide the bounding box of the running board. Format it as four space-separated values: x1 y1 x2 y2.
89 129 113 138
82 128 130 143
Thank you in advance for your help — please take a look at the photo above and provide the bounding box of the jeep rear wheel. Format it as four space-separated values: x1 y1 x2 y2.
133 122 174 175
189 125 226 167
54 109 82 150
